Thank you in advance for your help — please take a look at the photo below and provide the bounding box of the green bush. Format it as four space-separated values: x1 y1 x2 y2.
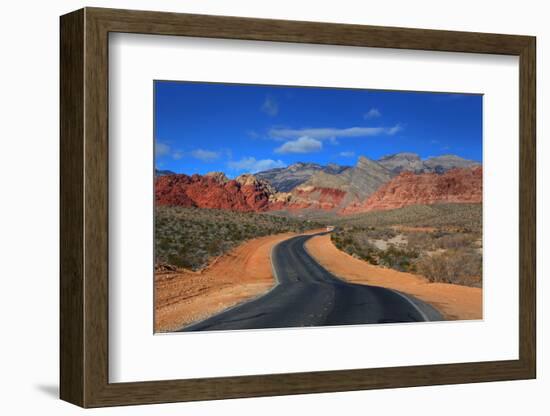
377 246 419 272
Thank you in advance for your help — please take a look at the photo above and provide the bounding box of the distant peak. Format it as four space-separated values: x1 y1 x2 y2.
427 154 465 160
356 156 388 172
379 152 420 161
155 168 176 176
356 155 376 165
287 162 322 171
290 162 318 168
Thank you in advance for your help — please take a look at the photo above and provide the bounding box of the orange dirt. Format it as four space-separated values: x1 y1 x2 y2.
305 234 482 321
155 230 322 332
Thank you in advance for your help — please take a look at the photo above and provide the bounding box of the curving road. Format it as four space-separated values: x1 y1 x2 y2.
180 232 442 332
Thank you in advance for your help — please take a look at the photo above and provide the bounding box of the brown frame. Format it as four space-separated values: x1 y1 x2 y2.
60 7 536 408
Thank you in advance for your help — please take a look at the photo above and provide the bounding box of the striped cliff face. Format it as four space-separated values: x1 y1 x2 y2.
155 156 481 215
341 166 482 214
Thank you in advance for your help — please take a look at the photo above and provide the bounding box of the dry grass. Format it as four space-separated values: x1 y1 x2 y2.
415 249 482 287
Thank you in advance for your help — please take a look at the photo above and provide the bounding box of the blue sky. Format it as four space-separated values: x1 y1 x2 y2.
154 81 482 177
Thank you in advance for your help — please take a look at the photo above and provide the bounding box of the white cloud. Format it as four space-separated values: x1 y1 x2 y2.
275 136 322 154
339 151 355 157
172 151 184 160
155 142 171 157
387 125 403 135
270 124 402 140
190 149 220 162
364 108 381 119
156 142 223 162
228 157 285 173
261 96 279 116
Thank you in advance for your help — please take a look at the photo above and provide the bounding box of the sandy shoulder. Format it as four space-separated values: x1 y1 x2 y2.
305 234 482 321
155 230 321 332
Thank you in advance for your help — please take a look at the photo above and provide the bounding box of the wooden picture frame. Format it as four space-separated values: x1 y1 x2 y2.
60 7 536 408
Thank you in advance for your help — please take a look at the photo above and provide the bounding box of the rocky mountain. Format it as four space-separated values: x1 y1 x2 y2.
422 155 480 173
155 172 276 212
302 168 352 191
377 152 425 174
342 166 482 214
271 186 346 212
255 162 350 192
154 153 482 214
343 156 393 205
378 152 480 175
289 156 392 210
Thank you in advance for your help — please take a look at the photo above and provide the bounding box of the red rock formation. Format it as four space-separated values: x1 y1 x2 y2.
283 186 347 211
342 166 482 214
155 173 275 212
155 172 348 213
156 167 482 214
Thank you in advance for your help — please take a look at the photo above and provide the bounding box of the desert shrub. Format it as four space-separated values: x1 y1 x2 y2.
406 230 479 252
377 246 419 272
167 253 194 269
406 232 434 250
332 223 482 284
331 227 418 271
330 203 482 233
415 249 482 287
364 227 398 240
206 239 222 256
155 206 321 271
434 233 476 249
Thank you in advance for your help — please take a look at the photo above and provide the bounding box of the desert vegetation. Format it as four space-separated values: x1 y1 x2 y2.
155 206 320 271
333 203 482 232
414 249 482 287
330 204 482 287
331 228 420 273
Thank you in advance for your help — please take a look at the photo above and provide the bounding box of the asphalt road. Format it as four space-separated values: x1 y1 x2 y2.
180 232 442 332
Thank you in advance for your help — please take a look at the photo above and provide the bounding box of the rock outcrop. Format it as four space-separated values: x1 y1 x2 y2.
378 152 425 174
422 154 480 173
204 171 229 184
283 185 347 211
342 166 482 214
378 153 480 175
296 156 393 209
155 173 275 212
155 155 482 214
342 156 393 205
255 162 350 192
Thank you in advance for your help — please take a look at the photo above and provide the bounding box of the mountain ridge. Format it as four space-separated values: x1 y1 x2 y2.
154 152 482 214
342 166 482 214
255 162 351 192
378 152 480 174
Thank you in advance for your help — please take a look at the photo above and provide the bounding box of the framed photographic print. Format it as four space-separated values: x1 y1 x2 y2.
60 7 536 408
